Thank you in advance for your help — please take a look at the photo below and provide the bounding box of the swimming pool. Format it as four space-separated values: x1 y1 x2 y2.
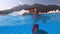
0 14 60 34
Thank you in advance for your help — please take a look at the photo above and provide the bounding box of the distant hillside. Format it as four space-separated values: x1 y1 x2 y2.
25 4 60 12
0 4 60 15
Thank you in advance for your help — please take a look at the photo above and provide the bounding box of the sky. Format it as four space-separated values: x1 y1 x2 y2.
0 0 60 10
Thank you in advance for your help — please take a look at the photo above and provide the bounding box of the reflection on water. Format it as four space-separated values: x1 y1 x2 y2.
0 14 60 34
37 14 50 24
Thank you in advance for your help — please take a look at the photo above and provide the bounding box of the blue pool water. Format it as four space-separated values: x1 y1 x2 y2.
0 14 60 34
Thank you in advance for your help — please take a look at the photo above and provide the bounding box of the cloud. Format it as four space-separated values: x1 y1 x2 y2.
9 9 30 16
19 2 24 5
47 9 60 13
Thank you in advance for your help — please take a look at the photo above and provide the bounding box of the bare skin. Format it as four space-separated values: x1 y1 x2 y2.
24 8 40 23
33 8 40 23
